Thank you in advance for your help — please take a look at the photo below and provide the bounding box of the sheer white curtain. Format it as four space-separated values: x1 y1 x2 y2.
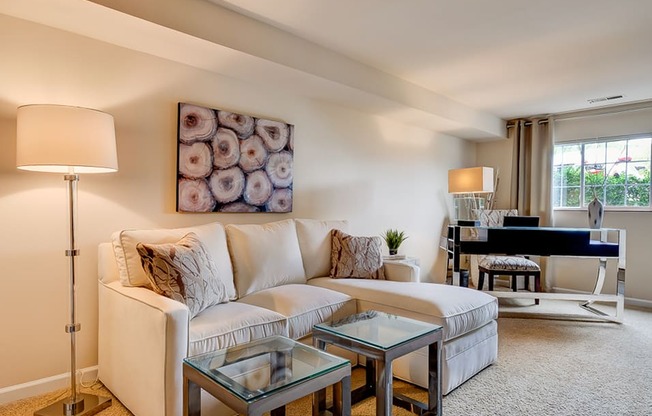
508 118 555 289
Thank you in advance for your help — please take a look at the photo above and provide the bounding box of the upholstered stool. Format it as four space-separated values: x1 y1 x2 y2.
477 256 541 305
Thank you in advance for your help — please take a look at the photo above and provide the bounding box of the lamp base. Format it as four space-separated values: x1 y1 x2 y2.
34 393 111 416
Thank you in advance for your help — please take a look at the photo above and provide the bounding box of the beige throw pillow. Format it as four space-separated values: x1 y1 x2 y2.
137 233 229 319
330 229 385 280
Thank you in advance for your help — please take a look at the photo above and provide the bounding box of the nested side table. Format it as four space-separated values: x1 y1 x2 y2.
313 311 443 416
183 335 351 416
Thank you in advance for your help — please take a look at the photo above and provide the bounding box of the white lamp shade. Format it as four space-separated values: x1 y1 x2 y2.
16 104 118 173
448 167 494 194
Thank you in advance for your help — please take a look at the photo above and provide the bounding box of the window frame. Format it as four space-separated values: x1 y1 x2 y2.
552 133 652 212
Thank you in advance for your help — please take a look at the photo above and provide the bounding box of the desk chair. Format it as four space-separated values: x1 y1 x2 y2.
473 211 541 304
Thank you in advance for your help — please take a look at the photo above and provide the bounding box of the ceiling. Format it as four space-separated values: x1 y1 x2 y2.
3 0 652 141
211 0 652 119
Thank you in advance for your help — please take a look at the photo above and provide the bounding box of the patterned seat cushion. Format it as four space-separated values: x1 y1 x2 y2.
479 255 540 272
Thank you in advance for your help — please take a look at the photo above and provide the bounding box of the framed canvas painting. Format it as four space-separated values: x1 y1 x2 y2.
176 103 294 213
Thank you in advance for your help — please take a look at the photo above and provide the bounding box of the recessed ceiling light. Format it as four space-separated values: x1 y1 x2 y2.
587 95 624 104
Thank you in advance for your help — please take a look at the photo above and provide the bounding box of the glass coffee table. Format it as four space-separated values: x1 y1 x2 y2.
313 310 443 416
183 335 351 416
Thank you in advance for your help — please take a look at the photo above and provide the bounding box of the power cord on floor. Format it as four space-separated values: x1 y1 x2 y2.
78 369 101 389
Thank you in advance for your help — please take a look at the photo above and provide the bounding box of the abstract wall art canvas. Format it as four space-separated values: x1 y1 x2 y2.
176 103 294 213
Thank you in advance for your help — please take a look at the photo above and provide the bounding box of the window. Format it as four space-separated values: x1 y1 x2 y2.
553 134 651 209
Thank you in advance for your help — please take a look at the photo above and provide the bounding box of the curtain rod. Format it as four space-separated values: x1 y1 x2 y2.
506 119 549 128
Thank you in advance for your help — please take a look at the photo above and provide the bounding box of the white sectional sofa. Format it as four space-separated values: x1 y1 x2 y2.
98 219 498 416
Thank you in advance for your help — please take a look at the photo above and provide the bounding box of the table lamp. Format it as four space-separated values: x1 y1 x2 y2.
16 104 118 416
448 167 494 224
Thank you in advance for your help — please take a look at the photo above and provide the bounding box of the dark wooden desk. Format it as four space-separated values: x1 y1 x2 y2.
445 225 626 322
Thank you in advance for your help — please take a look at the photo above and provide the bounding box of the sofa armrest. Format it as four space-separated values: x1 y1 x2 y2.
98 280 190 416
383 261 420 282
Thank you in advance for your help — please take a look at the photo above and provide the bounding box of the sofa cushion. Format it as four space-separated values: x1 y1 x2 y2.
111 222 236 299
136 233 229 319
238 284 356 339
188 302 288 356
226 219 306 297
295 219 349 279
308 278 498 341
330 229 385 280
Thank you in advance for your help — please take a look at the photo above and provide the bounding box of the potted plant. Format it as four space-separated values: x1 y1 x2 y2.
381 229 408 255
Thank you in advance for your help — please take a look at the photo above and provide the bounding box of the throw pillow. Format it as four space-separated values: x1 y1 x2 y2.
330 229 385 280
136 233 229 319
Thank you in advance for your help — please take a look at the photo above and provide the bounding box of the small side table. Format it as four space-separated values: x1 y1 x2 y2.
313 311 443 416
382 256 420 266
183 335 351 416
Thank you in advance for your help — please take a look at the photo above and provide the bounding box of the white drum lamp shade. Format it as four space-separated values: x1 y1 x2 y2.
448 167 494 194
16 104 118 173
448 167 494 222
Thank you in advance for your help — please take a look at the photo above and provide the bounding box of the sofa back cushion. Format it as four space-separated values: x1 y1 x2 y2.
226 219 306 297
295 219 349 279
111 221 237 300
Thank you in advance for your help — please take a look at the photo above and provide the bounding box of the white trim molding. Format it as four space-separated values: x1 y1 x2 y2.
0 366 98 405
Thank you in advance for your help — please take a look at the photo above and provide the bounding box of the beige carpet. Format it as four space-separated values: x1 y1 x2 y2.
2 302 651 415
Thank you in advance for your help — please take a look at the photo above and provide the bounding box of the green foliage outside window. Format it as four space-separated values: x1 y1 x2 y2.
553 136 651 208
555 165 650 207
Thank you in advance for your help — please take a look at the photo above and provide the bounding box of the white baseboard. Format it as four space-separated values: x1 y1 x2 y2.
552 286 652 309
0 366 98 405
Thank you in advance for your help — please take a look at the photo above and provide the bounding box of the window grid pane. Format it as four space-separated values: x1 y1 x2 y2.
553 135 652 209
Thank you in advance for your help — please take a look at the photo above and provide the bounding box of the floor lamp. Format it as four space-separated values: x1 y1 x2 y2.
16 104 118 416
448 167 494 224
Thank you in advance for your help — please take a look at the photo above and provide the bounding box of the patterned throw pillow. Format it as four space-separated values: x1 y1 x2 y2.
330 229 385 279
137 233 228 319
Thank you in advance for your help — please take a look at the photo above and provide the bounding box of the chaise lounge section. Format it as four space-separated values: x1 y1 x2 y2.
98 218 498 416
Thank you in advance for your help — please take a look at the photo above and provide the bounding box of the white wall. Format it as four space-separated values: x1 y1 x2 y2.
0 15 474 388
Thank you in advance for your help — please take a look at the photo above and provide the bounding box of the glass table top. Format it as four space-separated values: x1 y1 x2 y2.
183 335 349 402
314 310 442 350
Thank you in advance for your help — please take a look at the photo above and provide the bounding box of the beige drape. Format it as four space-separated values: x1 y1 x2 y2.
507 118 555 289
